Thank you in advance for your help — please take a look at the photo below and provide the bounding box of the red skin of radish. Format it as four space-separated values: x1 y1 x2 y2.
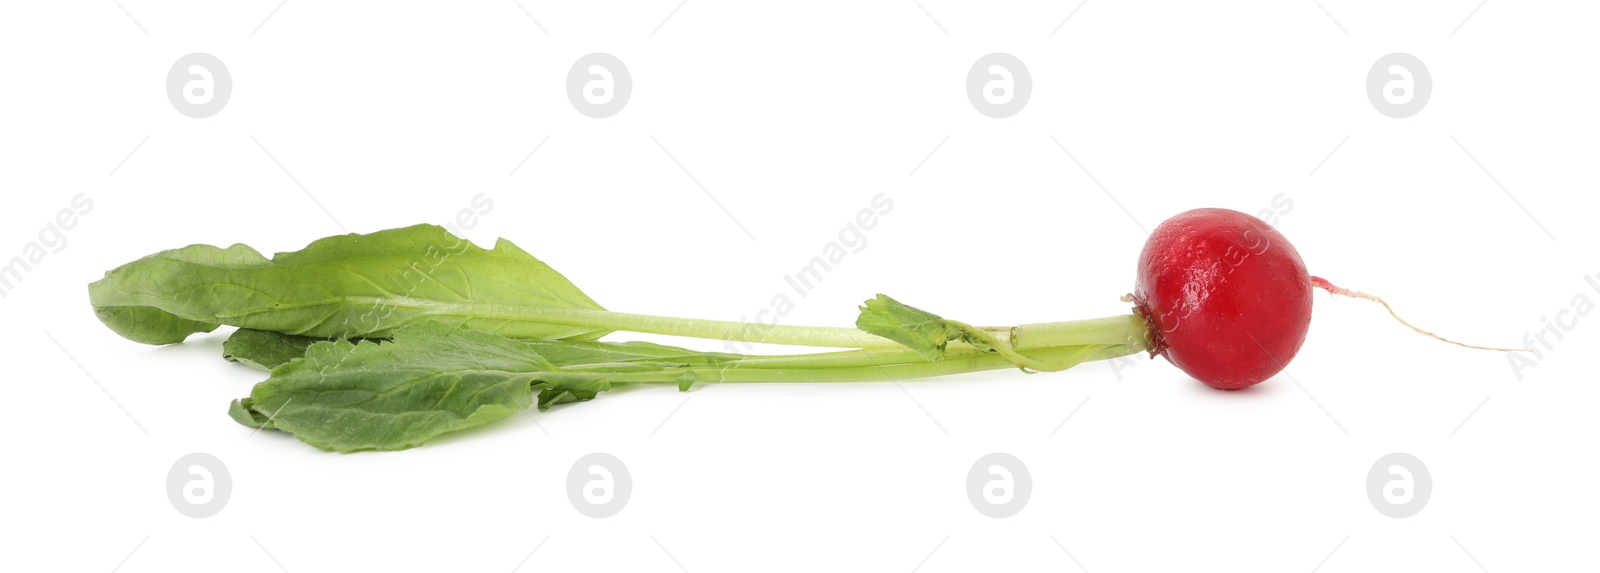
1132 208 1313 390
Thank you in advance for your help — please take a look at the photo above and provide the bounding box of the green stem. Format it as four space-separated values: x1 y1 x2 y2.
711 347 968 369
1012 314 1150 349
592 309 894 348
432 300 1149 352
594 343 1145 385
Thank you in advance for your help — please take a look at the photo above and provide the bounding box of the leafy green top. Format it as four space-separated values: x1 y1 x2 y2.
89 224 607 345
223 329 333 371
227 322 759 451
88 225 1152 452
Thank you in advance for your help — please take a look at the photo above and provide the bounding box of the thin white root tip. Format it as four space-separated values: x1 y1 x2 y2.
1310 276 1527 353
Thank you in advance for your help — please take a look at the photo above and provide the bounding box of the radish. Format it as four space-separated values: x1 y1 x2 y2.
1129 208 1313 390
1129 208 1520 390
88 209 1527 450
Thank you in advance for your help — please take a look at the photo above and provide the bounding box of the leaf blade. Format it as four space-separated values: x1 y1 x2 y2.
89 225 609 345
234 322 548 451
223 329 330 371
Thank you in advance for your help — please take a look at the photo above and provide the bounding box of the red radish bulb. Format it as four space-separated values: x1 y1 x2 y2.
1132 208 1313 390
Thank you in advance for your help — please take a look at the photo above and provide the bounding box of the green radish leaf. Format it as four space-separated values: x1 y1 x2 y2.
230 321 740 451
222 327 742 373
93 305 222 346
232 322 549 452
90 243 270 344
89 224 608 345
224 329 334 371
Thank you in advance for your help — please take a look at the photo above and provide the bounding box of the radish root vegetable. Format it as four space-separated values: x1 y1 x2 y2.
1129 208 1314 390
1128 208 1525 391
88 211 1526 450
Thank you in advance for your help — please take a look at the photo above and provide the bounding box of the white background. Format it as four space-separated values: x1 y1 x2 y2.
3 1 1598 571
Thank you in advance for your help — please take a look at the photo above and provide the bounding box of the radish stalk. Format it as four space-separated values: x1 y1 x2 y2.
597 344 1143 385
224 322 1144 451
418 303 1148 352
